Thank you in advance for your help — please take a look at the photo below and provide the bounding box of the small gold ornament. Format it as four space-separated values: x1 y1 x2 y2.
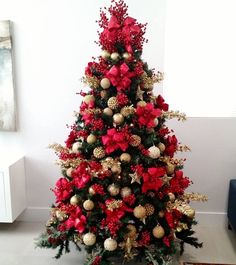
158 210 165 218
87 134 97 144
168 192 176 202
152 225 165 239
108 184 120 196
120 153 131 163
101 50 110 60
111 164 122 174
66 167 73 177
136 85 145 101
83 233 96 246
148 146 161 159
113 113 124 125
120 187 132 198
119 237 138 259
129 171 141 184
166 162 175 174
130 135 141 147
89 186 96 195
83 95 95 104
126 224 137 238
70 195 81 206
107 97 119 110
100 90 108 99
110 52 120 61
104 238 118 251
93 147 105 159
158 142 166 153
154 118 159 126
72 142 82 153
103 107 113 116
186 208 195 218
133 205 146 219
137 100 147 107
144 203 155 216
83 199 95 211
55 210 68 221
122 52 131 60
46 217 57 227
100 78 111 89
120 106 135 117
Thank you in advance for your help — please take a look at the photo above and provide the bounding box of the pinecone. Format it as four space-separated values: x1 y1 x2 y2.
144 203 155 216
93 147 105 159
107 97 119 110
130 135 141 147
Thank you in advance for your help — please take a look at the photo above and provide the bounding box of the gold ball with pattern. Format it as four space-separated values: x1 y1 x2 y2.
83 199 95 211
93 147 105 159
83 233 96 246
130 135 141 147
152 225 165 239
83 95 95 104
100 78 111 89
108 184 120 196
101 50 110 60
87 134 97 144
107 97 119 110
133 205 146 219
120 187 132 198
120 153 131 163
70 195 81 206
144 203 155 216
113 113 124 125
110 52 120 61
103 107 113 116
120 106 135 117
104 238 118 251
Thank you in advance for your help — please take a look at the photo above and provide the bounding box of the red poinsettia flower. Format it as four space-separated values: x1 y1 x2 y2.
156 95 169 111
53 178 72 202
169 170 191 194
72 162 91 189
165 135 178 157
141 167 165 193
65 206 87 233
136 103 162 128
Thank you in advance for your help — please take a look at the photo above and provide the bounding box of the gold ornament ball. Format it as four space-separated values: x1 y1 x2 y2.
89 186 96 196
137 100 147 107
107 97 119 110
158 210 165 218
103 107 113 116
166 163 175 174
154 118 159 126
83 95 95 104
158 142 166 153
111 164 121 174
110 52 120 61
152 225 165 239
72 142 82 153
104 238 118 251
148 146 161 159
168 192 176 202
121 106 135 117
187 208 195 219
113 113 124 125
93 147 105 159
130 135 141 147
55 210 67 222
133 205 147 219
83 199 95 211
66 167 73 177
101 50 110 60
144 203 155 216
127 224 137 238
83 233 96 246
87 134 97 144
122 52 131 60
120 153 131 163
100 78 111 89
120 187 132 198
108 184 120 196
70 195 81 206
100 90 108 99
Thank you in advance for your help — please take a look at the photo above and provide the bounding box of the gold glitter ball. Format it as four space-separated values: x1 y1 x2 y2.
120 106 135 117
93 147 105 159
107 97 119 110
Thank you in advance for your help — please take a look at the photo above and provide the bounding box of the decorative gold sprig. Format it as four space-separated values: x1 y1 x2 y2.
81 75 100 89
56 158 82 168
170 158 186 167
106 200 122 211
182 192 208 202
48 143 69 154
153 71 164 83
177 145 191 152
162 110 187 121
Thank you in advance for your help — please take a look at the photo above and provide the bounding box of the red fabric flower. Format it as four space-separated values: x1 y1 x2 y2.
163 236 170 247
90 184 106 195
138 231 151 246
169 170 191 194
65 130 77 148
65 206 87 233
165 135 178 157
53 178 72 203
136 103 162 128
123 194 136 206
72 162 91 189
156 95 169 111
91 256 101 265
142 167 165 193
117 93 129 106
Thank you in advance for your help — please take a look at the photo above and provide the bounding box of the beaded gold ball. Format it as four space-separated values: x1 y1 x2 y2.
93 147 105 159
144 203 155 216
107 97 119 110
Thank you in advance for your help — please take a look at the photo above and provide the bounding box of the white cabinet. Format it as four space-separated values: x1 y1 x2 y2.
0 156 26 222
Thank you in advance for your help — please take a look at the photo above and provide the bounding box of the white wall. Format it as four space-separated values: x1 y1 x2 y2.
0 0 166 219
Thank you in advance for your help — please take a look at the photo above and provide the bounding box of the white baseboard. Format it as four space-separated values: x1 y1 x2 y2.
17 207 228 226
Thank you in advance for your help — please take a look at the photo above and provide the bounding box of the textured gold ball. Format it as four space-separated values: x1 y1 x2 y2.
130 135 141 147
93 147 105 159
83 199 94 211
122 52 131 60
110 52 120 61
101 50 110 59
133 205 146 219
152 225 165 239
158 210 165 218
66 167 73 177
120 153 131 163
144 203 155 216
83 233 96 246
55 210 67 221
103 107 113 116
111 164 121 174
137 100 147 107
107 97 119 110
104 238 118 251
100 90 108 99
166 163 175 174
158 142 166 153
87 134 97 144
83 95 95 104
72 142 82 153
108 184 120 196
70 195 81 206
168 192 176 202
113 113 124 125
126 224 137 238
120 106 135 117
89 187 96 195
148 146 161 159
100 78 111 89
120 187 132 198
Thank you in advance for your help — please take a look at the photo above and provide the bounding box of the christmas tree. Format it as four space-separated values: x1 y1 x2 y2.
36 1 207 264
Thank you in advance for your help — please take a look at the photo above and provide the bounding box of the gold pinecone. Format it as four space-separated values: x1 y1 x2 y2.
93 147 105 159
120 106 135 117
107 97 119 110
144 203 155 216
130 135 141 147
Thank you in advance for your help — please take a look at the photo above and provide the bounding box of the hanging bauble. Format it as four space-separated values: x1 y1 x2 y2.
72 142 82 153
186 208 195 219
144 203 155 216
93 147 105 159
126 224 137 238
133 205 146 219
120 153 131 163
101 50 110 60
83 95 95 104
111 164 121 174
88 186 96 196
87 134 97 144
70 195 81 206
120 106 135 117
168 192 176 202
154 118 159 126
158 210 165 218
122 52 131 60
130 135 141 147
66 167 73 177
166 163 175 174
110 52 120 61
100 90 108 99
158 142 166 153
113 113 124 125
107 97 119 110
83 233 96 246
108 184 120 196
104 238 118 251
103 107 113 116
120 187 132 198
100 78 111 89
152 225 165 239
83 199 95 211
137 100 147 107
148 146 161 159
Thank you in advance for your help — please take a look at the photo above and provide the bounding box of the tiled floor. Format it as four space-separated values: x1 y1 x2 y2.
0 221 235 265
